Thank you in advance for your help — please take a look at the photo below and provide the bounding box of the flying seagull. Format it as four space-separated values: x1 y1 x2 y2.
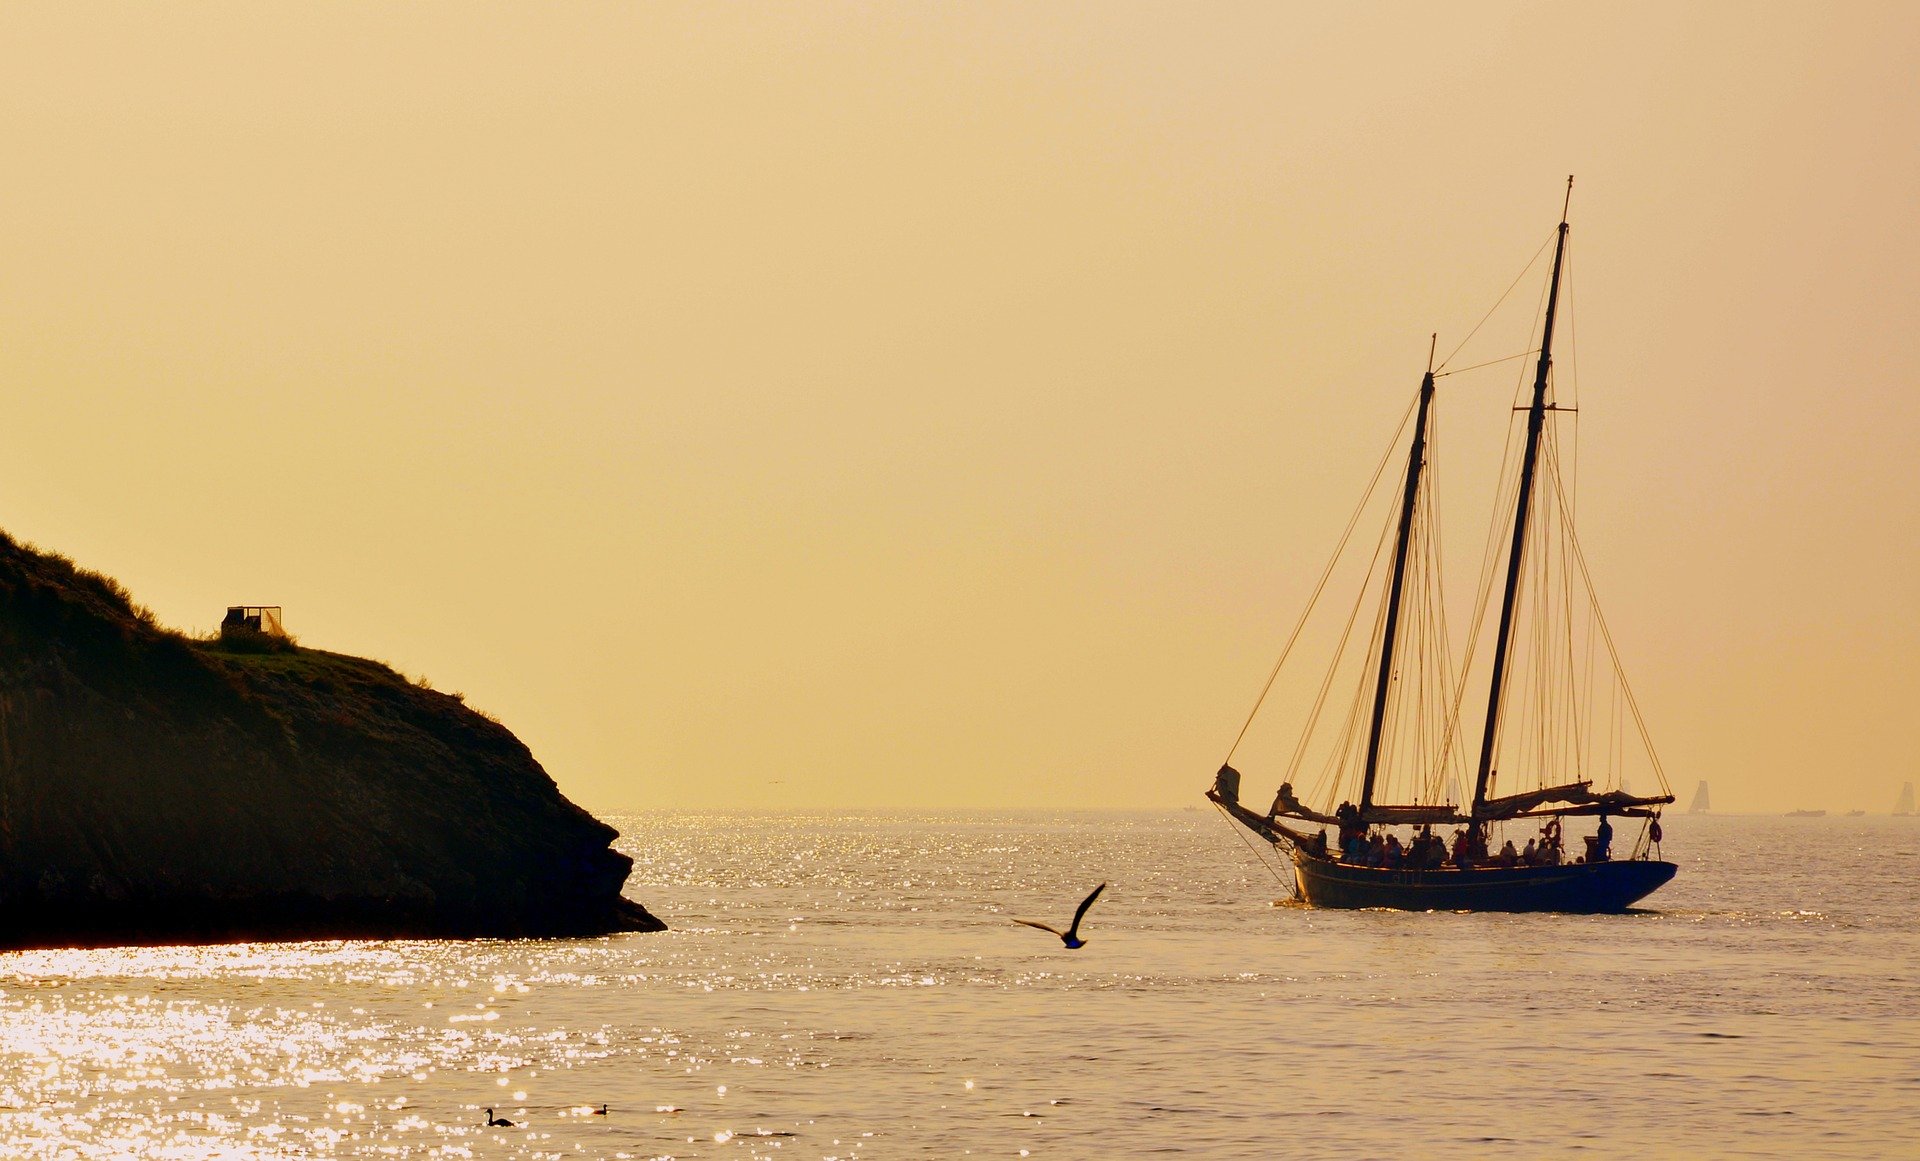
1012 883 1106 949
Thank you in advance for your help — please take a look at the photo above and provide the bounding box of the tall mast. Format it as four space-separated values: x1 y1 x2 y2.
1359 350 1437 813
1472 177 1573 815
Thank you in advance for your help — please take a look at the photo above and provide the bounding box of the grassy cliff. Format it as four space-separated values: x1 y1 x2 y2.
0 532 662 948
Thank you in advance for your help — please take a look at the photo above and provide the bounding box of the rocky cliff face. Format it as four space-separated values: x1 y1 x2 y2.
0 532 663 948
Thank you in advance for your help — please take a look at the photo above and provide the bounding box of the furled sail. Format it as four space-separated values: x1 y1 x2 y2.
1360 804 1467 824
1477 781 1673 820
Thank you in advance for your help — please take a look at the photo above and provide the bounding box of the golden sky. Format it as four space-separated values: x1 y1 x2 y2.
1 3 1914 811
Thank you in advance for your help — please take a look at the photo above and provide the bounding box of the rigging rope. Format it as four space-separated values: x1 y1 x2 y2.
1223 392 1419 765
1430 384 1530 781
1296 492 1401 808
1547 442 1672 794
1435 232 1555 373
1210 801 1297 897
1434 349 1536 379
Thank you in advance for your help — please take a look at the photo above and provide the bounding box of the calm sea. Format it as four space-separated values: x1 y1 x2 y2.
0 811 1913 1159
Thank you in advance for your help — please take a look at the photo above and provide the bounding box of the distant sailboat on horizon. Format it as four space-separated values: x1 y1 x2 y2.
1688 780 1710 814
1896 781 1915 817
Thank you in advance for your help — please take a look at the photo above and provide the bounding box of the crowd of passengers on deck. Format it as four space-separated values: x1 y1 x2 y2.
1297 806 1630 870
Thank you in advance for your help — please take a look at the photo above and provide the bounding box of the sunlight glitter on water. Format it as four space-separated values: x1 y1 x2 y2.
0 813 1913 1157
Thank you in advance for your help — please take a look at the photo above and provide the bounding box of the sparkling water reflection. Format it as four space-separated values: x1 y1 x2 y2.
0 812 1913 1157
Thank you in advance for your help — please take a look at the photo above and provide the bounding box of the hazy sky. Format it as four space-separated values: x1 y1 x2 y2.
2 3 1915 812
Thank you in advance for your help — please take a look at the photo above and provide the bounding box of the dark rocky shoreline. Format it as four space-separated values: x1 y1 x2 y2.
0 532 663 949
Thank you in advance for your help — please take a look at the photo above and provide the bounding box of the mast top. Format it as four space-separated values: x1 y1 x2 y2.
1562 175 1574 222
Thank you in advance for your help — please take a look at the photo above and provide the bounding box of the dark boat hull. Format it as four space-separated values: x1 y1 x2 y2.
1291 853 1675 912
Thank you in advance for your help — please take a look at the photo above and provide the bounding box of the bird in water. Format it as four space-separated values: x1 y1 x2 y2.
1011 883 1106 949
485 1108 516 1128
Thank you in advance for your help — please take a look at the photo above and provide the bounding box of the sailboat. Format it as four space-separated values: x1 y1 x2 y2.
1206 180 1677 912
1895 782 1915 817
1688 780 1711 814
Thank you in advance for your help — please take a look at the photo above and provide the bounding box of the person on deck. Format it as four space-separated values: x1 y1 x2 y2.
1335 802 1365 862
1593 814 1614 862
1385 833 1405 868
1521 837 1539 865
1496 839 1519 868
1538 819 1563 865
1450 828 1474 869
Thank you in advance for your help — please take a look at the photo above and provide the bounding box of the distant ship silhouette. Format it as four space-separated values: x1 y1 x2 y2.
1896 781 1915 817
1688 781 1710 814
